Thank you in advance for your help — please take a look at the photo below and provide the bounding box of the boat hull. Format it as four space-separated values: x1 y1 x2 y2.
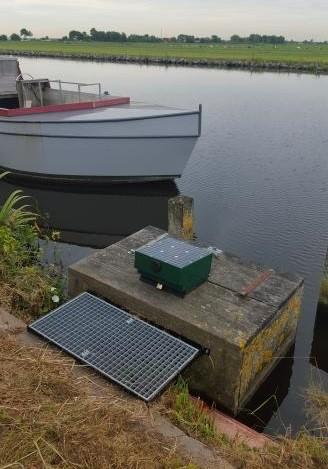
0 111 200 182
0 134 197 181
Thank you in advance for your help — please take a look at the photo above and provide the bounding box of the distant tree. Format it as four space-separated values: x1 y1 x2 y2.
230 33 285 44
68 30 85 41
20 28 33 39
90 28 106 41
177 34 195 43
211 35 222 43
90 27 97 40
10 33 21 41
249 34 262 43
230 34 242 43
0 34 8 41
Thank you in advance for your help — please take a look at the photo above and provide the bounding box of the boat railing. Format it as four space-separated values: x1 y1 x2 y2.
16 77 102 107
49 80 102 102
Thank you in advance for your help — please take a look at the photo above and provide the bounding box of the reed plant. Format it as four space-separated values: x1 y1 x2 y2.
0 172 62 319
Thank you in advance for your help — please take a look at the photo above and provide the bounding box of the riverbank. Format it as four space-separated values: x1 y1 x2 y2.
1 41 328 74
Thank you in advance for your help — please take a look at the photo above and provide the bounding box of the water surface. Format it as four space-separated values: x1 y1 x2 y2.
1 57 328 435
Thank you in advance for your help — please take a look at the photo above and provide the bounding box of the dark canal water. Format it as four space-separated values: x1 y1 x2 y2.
1 57 328 436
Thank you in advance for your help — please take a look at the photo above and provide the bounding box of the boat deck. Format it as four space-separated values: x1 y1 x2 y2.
0 95 132 118
0 101 193 122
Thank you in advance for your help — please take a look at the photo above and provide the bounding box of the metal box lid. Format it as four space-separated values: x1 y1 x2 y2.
136 235 211 268
135 235 213 294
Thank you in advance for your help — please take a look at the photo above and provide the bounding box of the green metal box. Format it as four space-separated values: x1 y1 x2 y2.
135 235 213 294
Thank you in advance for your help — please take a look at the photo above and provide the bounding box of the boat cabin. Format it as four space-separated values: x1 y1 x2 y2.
0 56 20 109
0 56 130 117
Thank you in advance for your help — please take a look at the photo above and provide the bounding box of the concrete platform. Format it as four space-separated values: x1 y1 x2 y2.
68 226 304 415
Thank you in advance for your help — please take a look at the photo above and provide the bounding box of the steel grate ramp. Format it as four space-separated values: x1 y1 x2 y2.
28 293 199 401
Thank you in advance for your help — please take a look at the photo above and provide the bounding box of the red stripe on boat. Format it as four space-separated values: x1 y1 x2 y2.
0 97 130 117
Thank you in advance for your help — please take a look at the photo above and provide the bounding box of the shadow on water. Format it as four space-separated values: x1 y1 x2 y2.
310 303 328 374
0 177 179 265
238 345 295 433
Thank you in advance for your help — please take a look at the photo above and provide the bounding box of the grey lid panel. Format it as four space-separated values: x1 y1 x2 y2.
136 235 211 268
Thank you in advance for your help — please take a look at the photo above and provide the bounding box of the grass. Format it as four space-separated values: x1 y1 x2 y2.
1 41 328 67
162 379 328 469
306 383 328 436
0 335 196 469
0 174 63 320
1 318 328 468
319 278 328 305
166 378 217 441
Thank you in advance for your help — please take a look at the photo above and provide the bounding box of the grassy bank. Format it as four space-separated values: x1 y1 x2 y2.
164 380 328 469
1 41 328 71
0 173 62 320
2 337 327 469
0 335 196 469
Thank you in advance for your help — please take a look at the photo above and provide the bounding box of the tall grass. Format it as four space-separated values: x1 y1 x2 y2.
320 278 328 305
163 379 328 468
0 172 62 318
0 172 36 229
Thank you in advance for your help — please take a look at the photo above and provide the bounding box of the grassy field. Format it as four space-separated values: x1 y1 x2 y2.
1 40 328 66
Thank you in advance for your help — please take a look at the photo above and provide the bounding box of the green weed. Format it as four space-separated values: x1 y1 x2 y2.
170 378 217 441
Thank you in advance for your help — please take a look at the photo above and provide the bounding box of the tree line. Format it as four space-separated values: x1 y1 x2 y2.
0 28 33 41
0 28 288 44
64 29 286 44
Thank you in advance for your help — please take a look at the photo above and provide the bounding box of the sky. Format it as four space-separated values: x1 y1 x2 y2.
0 0 327 41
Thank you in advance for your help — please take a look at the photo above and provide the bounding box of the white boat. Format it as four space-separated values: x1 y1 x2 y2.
0 56 201 182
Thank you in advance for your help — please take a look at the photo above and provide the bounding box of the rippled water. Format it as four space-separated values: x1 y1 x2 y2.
1 57 328 435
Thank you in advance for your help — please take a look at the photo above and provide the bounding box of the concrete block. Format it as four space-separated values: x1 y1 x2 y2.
68 227 303 415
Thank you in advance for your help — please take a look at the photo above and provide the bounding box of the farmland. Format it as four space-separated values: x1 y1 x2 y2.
0 41 328 71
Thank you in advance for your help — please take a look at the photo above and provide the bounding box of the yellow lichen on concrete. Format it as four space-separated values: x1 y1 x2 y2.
182 211 194 240
238 290 303 405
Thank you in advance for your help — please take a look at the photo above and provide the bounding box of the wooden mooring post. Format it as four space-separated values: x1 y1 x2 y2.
168 195 194 240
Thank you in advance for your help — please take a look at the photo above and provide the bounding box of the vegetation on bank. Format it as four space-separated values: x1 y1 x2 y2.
163 379 328 469
0 335 196 469
1 334 328 469
1 40 328 69
0 173 62 320
320 279 328 305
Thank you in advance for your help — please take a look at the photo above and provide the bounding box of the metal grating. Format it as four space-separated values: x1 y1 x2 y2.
137 236 210 268
28 293 199 401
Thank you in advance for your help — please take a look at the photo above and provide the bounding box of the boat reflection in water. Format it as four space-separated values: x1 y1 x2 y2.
0 178 178 265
